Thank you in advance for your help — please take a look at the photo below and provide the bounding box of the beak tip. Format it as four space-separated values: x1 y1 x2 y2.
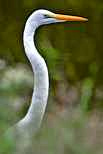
85 18 88 21
82 18 88 22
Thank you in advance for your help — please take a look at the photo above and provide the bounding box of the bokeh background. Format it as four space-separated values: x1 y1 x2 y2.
0 0 103 153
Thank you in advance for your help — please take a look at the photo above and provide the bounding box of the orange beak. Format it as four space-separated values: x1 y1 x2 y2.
52 13 88 22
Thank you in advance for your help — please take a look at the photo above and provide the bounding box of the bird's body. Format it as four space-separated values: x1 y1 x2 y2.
4 9 87 153
15 10 87 135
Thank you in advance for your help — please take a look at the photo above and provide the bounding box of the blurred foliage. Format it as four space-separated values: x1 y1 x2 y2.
80 78 94 111
0 0 103 153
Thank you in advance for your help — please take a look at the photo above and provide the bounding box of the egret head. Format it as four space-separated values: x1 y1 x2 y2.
28 9 88 27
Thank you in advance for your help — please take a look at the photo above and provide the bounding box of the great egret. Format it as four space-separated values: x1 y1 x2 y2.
5 9 87 141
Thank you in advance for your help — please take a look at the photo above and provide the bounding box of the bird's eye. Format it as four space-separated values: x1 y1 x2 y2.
44 14 50 18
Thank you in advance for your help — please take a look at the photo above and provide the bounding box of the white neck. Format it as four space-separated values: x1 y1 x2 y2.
17 17 49 132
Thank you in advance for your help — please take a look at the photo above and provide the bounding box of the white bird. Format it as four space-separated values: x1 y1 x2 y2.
5 9 87 149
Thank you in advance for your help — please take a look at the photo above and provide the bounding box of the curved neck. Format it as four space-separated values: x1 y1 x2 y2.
17 20 49 132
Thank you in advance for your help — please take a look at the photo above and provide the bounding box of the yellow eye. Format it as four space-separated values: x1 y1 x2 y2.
44 14 50 18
